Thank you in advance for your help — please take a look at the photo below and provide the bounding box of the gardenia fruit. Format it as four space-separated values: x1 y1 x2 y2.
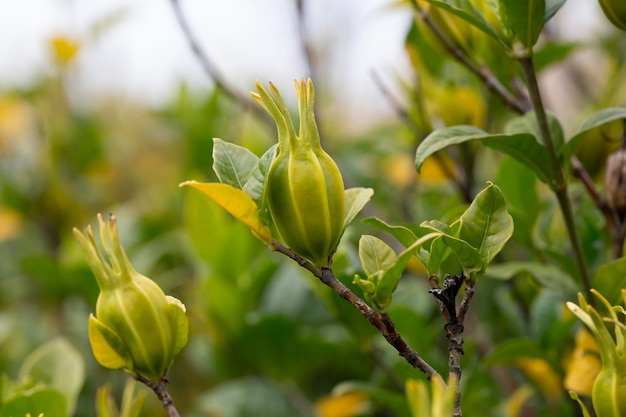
73 214 188 383
252 79 345 267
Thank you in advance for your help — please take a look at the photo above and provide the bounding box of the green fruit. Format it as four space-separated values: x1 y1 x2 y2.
252 79 345 267
74 214 188 383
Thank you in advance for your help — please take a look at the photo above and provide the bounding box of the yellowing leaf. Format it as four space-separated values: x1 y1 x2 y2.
180 181 272 245
502 385 533 417
564 328 601 396
88 315 131 370
315 392 369 417
515 357 562 401
49 36 80 65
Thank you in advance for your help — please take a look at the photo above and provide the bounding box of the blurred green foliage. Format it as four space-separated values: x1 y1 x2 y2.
2 2 626 417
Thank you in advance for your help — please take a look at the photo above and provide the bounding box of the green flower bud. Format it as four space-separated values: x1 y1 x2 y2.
567 290 626 417
252 79 345 267
73 214 188 383
599 0 626 31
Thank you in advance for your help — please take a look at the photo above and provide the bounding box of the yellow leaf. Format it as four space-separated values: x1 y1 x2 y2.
502 385 533 417
315 392 369 417
564 328 601 396
180 181 272 245
515 357 562 401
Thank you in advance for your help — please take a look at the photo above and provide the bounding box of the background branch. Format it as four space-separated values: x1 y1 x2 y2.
168 0 271 125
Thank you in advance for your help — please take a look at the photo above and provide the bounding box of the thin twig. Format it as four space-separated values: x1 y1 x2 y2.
408 0 529 115
272 240 443 383
135 374 180 417
168 0 271 125
370 70 469 196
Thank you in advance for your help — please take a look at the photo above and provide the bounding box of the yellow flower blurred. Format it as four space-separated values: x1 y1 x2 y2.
315 391 370 417
418 154 456 182
49 36 80 65
514 357 562 401
0 96 32 148
381 153 416 188
564 327 601 396
0 208 24 242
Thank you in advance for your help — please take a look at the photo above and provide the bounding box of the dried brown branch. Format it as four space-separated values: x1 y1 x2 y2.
135 374 180 417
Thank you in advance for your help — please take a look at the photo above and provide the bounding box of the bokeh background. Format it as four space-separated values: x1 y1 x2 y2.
0 1 622 416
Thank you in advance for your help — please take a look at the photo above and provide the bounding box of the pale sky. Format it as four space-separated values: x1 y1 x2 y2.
0 0 607 129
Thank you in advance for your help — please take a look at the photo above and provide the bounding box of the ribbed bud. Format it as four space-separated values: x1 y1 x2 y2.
73 214 188 383
252 79 345 267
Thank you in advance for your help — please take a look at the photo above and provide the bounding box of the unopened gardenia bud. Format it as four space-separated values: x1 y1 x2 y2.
605 145 626 218
599 0 626 31
73 214 188 383
252 79 345 267
567 290 626 417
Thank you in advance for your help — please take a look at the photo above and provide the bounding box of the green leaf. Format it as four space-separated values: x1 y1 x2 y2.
562 107 626 160
495 156 539 245
343 188 374 230
18 338 85 416
0 387 67 417
498 0 545 48
458 182 514 267
483 134 553 183
363 217 418 248
425 236 450 277
242 144 277 205
212 138 259 189
593 257 626 306
415 125 487 172
484 338 546 366
485 261 579 297
505 111 564 152
166 296 189 358
358 235 397 277
534 42 579 73
180 181 273 245
423 0 507 48
420 220 483 274
544 0 566 23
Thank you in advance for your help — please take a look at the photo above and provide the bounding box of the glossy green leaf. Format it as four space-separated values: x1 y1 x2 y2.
506 111 564 151
420 221 482 274
483 134 553 183
242 144 277 205
167 296 189 358
0 388 66 417
498 0 545 48
363 217 419 248
343 188 374 230
212 138 259 189
17 337 85 416
423 0 507 47
425 236 449 277
496 156 539 245
593 257 626 306
358 235 397 277
355 233 440 311
458 182 514 267
88 314 131 370
180 181 273 245
562 107 626 160
415 125 486 172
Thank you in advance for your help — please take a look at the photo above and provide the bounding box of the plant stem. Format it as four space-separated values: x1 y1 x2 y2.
518 56 593 300
135 374 181 417
272 241 443 383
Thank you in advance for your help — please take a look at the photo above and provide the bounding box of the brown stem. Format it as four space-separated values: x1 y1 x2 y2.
135 374 181 417
272 241 443 383
168 0 271 125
